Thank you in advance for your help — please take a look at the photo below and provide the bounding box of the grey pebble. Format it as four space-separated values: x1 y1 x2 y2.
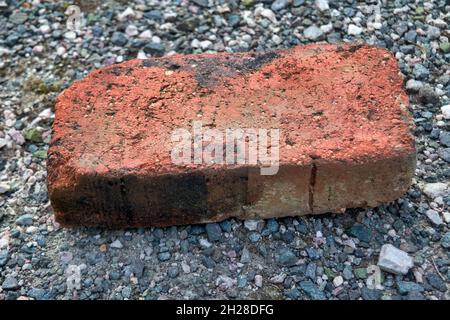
205 223 222 242
111 32 128 46
15 214 33 226
2 276 19 291
277 248 297 267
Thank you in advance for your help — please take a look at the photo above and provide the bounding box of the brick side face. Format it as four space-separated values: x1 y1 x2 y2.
48 44 416 227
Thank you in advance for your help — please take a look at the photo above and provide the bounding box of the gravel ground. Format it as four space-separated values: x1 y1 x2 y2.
0 0 449 300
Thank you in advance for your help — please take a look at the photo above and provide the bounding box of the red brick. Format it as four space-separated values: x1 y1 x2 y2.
48 43 416 227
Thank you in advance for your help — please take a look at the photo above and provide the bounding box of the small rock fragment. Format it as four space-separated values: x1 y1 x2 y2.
2 276 19 290
423 183 448 198
16 214 33 226
425 209 443 226
333 276 344 287
110 239 123 249
377 244 413 275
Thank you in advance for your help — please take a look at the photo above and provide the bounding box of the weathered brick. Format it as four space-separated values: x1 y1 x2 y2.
48 44 416 227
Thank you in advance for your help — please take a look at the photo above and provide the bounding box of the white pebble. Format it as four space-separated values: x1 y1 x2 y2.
316 0 329 11
26 226 38 234
442 212 450 224
272 34 282 45
244 219 259 231
151 35 161 43
388 229 397 237
39 24 51 34
181 262 190 273
270 273 286 284
0 182 10 194
32 45 44 54
110 239 123 249
348 24 363 36
425 209 443 226
117 7 135 21
377 244 413 275
199 238 212 248
125 24 138 37
191 39 200 48
200 40 213 50
423 182 449 198
441 105 450 119
139 30 152 39
137 50 147 59
254 275 263 287
405 79 424 92
57 46 66 56
429 18 447 29
333 275 344 287
258 8 277 23
38 108 53 119
64 31 77 40
371 22 382 30
320 22 333 34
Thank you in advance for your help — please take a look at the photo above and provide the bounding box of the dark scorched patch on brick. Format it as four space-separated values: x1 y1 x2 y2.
139 51 279 87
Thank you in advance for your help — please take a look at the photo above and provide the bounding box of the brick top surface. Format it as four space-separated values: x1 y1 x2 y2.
49 44 414 190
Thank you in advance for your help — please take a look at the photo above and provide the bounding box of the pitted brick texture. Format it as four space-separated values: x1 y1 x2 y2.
48 44 416 227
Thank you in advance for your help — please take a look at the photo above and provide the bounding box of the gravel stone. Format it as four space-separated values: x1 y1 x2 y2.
167 266 180 278
441 105 450 119
304 25 323 40
0 0 448 301
271 0 289 11
397 281 424 295
418 85 439 104
425 273 447 292
440 132 450 147
111 32 128 46
143 42 165 57
2 277 19 291
333 276 344 287
110 240 123 249
299 280 325 300
377 244 414 275
439 148 450 162
240 247 251 263
205 223 222 242
348 24 363 36
361 287 381 300
405 79 424 92
158 252 171 262
441 232 450 249
315 0 329 11
0 250 9 267
277 248 297 267
413 64 430 80
348 224 371 243
425 209 443 226
423 183 449 198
